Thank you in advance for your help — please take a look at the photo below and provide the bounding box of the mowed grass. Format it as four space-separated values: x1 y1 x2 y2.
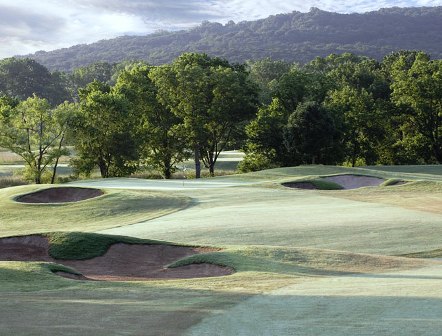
101 166 442 255
1 164 442 335
0 185 190 237
0 231 431 335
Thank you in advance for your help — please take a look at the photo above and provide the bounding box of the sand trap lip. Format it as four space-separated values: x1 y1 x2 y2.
322 174 384 190
283 174 385 190
15 187 104 203
0 235 233 281
282 182 317 190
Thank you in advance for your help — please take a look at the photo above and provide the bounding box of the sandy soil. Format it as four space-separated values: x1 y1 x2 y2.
322 174 384 189
16 187 104 203
0 236 233 281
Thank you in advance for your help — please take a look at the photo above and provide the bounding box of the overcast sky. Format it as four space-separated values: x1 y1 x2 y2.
0 0 440 59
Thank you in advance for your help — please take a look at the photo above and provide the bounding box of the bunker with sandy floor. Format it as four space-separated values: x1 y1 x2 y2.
0 235 233 281
15 187 104 203
283 174 385 190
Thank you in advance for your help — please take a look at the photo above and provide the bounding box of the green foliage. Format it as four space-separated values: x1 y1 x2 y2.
70 80 141 178
0 95 71 183
68 61 116 99
114 62 190 179
247 58 291 105
241 98 288 171
390 52 442 163
238 152 279 173
150 53 258 177
0 58 70 105
284 101 339 165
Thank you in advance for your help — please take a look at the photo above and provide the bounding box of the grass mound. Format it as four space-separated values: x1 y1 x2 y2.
380 178 406 186
45 232 170 260
169 246 425 276
0 185 190 237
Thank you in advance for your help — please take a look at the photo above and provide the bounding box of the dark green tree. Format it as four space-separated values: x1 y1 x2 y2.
0 95 70 183
150 53 258 177
247 58 291 105
114 63 189 179
69 62 116 100
0 58 70 106
70 81 140 178
239 98 288 171
390 52 442 162
283 101 340 165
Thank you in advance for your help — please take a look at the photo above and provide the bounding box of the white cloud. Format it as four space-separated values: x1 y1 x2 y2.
0 0 440 59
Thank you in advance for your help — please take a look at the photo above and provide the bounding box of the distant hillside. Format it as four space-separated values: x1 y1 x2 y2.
22 6 442 72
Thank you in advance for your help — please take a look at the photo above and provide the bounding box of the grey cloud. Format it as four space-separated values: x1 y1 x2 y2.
70 0 226 22
0 5 65 40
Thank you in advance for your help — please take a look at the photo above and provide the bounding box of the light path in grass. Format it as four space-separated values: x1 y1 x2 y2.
69 177 255 190
185 263 442 336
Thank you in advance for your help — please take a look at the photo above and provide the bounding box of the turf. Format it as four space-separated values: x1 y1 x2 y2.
0 185 190 237
1 164 442 335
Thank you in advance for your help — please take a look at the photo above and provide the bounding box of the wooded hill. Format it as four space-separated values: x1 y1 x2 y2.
21 6 442 72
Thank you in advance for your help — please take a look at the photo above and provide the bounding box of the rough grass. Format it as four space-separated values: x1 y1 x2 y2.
0 176 28 189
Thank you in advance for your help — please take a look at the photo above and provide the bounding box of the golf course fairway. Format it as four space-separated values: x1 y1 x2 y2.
1 165 442 335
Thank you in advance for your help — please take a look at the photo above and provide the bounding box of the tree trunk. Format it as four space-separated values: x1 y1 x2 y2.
432 144 442 163
51 134 65 184
163 167 172 179
51 157 60 184
194 146 201 179
98 161 108 178
35 166 42 184
351 142 357 167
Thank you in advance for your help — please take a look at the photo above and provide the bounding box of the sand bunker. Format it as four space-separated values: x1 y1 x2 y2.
0 236 233 281
322 174 384 189
16 187 104 203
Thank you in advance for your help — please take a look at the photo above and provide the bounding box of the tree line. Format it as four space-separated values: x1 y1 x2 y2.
0 50 441 184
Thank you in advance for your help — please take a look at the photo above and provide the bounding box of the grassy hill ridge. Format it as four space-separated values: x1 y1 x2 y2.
20 6 442 72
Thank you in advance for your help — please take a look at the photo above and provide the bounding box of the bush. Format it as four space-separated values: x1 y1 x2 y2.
238 152 279 172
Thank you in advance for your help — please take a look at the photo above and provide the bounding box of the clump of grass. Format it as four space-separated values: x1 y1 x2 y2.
310 179 344 190
44 232 172 260
46 263 82 275
400 249 442 258
169 252 237 270
381 178 405 187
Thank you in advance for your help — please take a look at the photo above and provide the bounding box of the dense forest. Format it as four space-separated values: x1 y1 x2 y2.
17 6 442 72
0 50 441 184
